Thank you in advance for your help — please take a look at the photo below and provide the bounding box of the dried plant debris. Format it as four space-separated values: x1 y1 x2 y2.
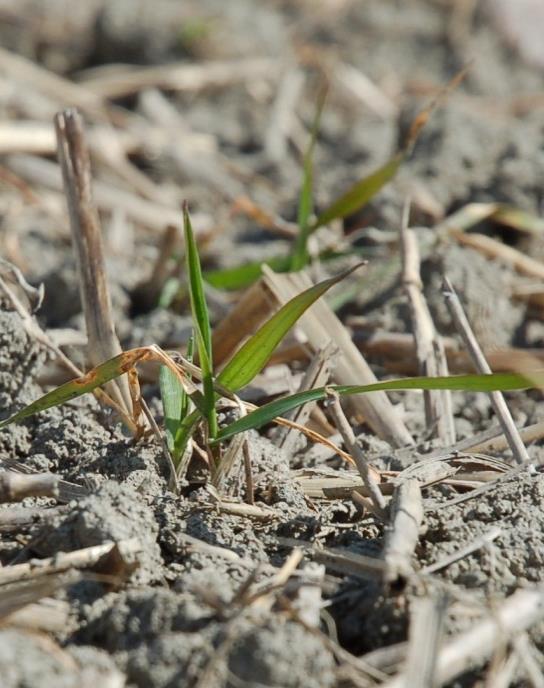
1 1 544 686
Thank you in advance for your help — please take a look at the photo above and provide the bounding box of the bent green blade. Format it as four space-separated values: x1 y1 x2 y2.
0 351 132 428
213 370 544 443
313 153 403 230
183 202 217 437
0 347 208 430
217 263 364 393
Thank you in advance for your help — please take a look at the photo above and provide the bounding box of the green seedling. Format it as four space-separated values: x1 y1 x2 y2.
0 231 366 474
183 202 217 438
1 338 542 474
290 88 326 271
2 207 542 482
206 67 470 290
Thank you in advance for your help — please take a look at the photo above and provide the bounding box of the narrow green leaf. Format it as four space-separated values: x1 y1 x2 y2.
172 408 200 464
313 153 404 230
183 204 212 358
0 350 135 428
291 93 326 271
204 255 291 291
0 347 209 431
217 264 363 392
213 370 544 443
159 365 184 452
194 320 218 438
204 247 365 292
183 203 217 437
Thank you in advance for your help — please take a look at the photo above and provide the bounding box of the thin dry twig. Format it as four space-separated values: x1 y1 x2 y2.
0 257 43 311
400 201 455 444
469 418 544 454
443 277 530 465
326 389 387 519
486 651 520 688
213 499 276 522
242 441 255 505
0 539 142 586
292 469 397 500
0 472 59 503
278 538 385 580
55 108 133 418
248 548 304 611
382 479 424 584
0 506 68 532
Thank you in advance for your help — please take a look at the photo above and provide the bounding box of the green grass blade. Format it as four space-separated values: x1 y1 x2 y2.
204 247 365 292
160 330 195 453
183 202 217 437
204 254 292 291
172 407 200 464
183 203 212 357
194 321 218 438
217 263 363 392
312 153 403 230
0 346 209 431
159 365 184 452
291 93 326 271
0 351 136 428
213 370 544 442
